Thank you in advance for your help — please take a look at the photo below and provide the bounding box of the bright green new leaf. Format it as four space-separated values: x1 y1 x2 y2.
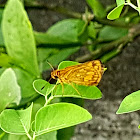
0 68 21 112
117 90 140 114
107 4 124 20
116 0 125 6
0 103 33 134
2 0 39 76
33 79 55 96
86 0 106 18
35 19 86 45
35 103 92 136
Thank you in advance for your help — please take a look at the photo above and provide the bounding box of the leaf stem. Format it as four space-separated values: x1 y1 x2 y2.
44 95 54 106
32 132 36 140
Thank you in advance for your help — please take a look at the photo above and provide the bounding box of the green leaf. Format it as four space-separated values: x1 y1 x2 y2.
57 126 75 140
35 19 86 45
35 103 92 136
0 53 13 67
107 4 124 20
116 0 125 6
33 79 55 96
0 9 4 47
13 68 37 98
117 90 140 114
39 47 80 71
58 61 79 69
86 0 106 18
8 134 28 140
98 26 128 41
36 131 57 140
31 97 45 123
88 22 96 39
0 68 21 112
0 103 33 134
53 83 102 99
2 0 39 76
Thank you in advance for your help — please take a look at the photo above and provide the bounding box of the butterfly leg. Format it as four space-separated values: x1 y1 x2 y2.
57 79 64 96
70 83 82 97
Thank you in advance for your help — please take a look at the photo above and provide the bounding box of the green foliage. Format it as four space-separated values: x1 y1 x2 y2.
0 68 21 112
117 90 140 114
35 19 87 45
107 0 140 20
86 0 106 18
0 103 33 134
107 4 124 20
35 103 92 136
99 26 128 41
1 0 140 139
2 0 39 76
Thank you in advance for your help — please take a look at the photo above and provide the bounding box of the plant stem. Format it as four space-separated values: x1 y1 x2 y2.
125 2 139 12
76 24 140 62
137 0 140 8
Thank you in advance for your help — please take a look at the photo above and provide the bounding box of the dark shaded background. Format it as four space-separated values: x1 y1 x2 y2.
27 0 140 139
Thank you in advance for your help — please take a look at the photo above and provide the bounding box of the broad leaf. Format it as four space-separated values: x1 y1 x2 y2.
13 68 37 98
8 134 28 140
107 4 124 20
117 90 140 114
35 19 86 45
35 103 92 136
53 83 102 99
99 26 128 41
0 68 21 112
2 0 39 76
0 103 33 134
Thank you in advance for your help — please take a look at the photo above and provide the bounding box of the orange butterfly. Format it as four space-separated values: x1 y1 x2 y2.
50 60 104 95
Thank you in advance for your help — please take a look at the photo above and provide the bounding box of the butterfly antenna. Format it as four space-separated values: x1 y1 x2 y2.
46 60 54 71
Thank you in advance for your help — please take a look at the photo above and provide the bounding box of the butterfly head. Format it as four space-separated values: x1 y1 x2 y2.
51 70 60 79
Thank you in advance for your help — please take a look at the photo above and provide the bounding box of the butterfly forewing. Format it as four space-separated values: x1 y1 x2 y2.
52 60 104 86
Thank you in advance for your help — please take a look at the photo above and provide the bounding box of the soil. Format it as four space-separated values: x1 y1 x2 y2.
27 0 140 139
